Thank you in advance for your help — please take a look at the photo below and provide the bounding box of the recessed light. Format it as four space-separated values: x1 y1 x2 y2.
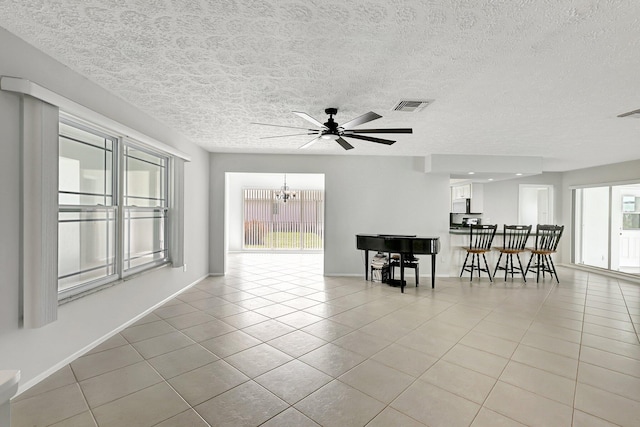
488 178 494 181
468 172 475 175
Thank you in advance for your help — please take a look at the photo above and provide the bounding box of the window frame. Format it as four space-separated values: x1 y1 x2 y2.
58 117 173 300
58 118 120 299
121 141 170 276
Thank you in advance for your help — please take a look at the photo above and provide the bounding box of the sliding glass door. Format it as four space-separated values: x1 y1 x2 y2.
243 188 324 251
574 183 640 276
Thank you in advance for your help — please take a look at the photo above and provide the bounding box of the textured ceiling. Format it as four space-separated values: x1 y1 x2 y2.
1 0 640 171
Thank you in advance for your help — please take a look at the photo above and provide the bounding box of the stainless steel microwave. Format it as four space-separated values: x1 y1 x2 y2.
452 198 470 213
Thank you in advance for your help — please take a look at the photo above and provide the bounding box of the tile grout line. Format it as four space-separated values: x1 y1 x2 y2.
570 271 590 427
15 256 639 427
463 278 532 426
466 275 572 425
124 339 214 427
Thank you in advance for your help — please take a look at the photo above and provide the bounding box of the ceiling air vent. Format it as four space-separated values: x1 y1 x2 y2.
393 99 434 112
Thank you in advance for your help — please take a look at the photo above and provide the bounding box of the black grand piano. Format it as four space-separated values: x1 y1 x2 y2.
356 234 440 293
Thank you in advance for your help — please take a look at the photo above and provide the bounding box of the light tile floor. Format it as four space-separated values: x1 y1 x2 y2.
11 253 640 426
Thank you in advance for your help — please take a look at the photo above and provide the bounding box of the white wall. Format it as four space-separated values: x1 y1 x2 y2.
226 173 325 251
211 154 451 276
0 28 210 393
481 173 563 229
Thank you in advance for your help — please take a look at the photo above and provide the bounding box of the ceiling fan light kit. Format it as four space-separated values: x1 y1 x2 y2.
254 107 412 150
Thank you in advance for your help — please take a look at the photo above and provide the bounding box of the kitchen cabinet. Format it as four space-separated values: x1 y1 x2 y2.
451 184 471 200
451 183 483 213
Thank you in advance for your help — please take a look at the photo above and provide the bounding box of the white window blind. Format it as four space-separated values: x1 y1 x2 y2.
21 96 59 328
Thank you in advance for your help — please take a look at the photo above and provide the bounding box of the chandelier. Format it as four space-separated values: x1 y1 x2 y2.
275 174 297 203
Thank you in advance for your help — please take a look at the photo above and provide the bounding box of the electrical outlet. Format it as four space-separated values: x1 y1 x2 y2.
183 264 187 272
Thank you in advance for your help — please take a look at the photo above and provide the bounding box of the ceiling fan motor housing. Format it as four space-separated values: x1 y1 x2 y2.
323 108 340 134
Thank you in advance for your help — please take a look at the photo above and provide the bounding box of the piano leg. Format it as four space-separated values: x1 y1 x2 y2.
400 253 405 293
431 254 436 288
364 250 369 281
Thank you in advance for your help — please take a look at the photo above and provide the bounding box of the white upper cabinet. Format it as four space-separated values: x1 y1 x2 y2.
451 183 483 212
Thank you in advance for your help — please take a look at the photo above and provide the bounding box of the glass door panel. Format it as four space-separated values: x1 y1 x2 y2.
573 183 640 277
612 184 640 274
575 187 609 269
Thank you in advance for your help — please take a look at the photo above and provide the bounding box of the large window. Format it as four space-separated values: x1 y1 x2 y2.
58 119 170 298
123 145 168 272
58 122 117 293
573 183 640 276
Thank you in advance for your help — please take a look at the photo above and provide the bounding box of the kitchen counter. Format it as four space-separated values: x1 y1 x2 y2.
449 227 505 235
448 227 538 275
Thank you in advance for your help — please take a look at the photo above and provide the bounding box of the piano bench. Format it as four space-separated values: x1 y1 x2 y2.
389 260 419 286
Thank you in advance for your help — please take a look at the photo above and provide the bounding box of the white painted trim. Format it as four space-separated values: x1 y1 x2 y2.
560 263 640 284
0 76 191 162
15 274 208 395
568 178 640 190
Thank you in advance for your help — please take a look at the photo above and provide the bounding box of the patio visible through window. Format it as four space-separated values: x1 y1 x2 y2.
243 188 324 250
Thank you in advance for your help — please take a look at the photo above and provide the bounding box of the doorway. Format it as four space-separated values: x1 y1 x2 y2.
225 173 325 253
518 184 553 225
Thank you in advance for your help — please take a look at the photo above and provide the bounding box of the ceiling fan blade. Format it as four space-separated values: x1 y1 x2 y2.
346 128 413 134
251 122 318 131
340 111 382 129
299 137 321 149
260 133 318 139
618 109 640 117
335 137 354 150
342 134 396 145
292 111 325 128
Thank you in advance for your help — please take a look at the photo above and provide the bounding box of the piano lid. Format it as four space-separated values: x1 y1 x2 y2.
356 234 440 254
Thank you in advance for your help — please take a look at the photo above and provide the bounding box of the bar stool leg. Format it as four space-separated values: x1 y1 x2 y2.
525 253 533 276
509 254 515 279
460 252 470 277
482 253 493 282
516 253 526 283
547 255 560 283
503 254 508 281
470 253 475 281
493 253 503 277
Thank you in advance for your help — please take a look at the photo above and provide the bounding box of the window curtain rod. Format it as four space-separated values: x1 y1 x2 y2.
0 76 191 162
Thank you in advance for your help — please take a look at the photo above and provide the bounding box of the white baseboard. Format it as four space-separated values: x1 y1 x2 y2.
17 274 209 396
